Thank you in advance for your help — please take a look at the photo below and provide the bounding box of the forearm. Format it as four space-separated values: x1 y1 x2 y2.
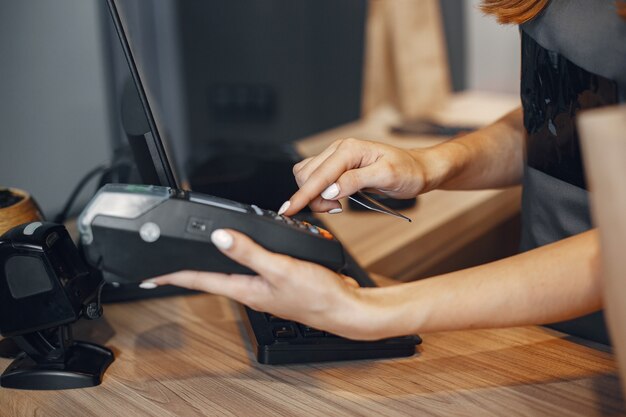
415 107 525 192
355 229 602 339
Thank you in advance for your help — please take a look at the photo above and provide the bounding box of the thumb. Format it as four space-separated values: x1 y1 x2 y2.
212 229 292 281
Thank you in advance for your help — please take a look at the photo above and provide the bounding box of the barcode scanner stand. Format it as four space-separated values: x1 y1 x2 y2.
0 222 114 390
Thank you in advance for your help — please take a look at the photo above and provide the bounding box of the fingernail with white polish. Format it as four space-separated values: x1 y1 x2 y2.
278 201 290 215
328 208 343 214
321 183 340 200
139 281 158 290
211 229 234 250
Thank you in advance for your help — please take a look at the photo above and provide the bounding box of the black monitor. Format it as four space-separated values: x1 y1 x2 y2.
107 0 367 209
106 0 366 209
172 1 367 156
106 0 179 189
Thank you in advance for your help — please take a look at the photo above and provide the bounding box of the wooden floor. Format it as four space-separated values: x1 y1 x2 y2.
1 290 623 417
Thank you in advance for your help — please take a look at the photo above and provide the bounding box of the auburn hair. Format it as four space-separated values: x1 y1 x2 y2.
618 1 626 19
481 0 626 24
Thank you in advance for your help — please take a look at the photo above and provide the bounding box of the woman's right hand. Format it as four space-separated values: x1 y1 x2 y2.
280 138 444 216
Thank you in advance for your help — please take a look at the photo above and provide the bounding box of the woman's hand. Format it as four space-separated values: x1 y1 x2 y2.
144 229 388 340
279 138 441 216
278 108 527 217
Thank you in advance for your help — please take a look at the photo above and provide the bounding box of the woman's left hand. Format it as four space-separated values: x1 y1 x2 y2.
145 229 383 340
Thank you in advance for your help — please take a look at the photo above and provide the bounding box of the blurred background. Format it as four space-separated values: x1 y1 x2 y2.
0 0 520 218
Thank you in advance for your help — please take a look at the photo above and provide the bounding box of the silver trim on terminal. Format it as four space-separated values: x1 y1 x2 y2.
189 196 248 213
78 184 170 245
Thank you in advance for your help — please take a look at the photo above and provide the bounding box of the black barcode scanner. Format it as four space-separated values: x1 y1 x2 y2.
0 222 114 390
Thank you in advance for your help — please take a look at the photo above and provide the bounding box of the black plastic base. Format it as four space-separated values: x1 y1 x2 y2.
0 338 22 359
0 341 114 390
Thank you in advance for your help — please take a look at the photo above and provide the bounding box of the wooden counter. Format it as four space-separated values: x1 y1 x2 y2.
1 278 622 417
2 92 621 416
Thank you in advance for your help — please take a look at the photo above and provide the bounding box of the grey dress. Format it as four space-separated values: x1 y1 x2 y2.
518 0 626 344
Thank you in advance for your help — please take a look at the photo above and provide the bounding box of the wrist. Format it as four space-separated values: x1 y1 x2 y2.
334 286 426 340
410 140 471 193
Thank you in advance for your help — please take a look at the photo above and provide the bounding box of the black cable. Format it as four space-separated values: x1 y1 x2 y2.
53 165 109 224
54 145 136 224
